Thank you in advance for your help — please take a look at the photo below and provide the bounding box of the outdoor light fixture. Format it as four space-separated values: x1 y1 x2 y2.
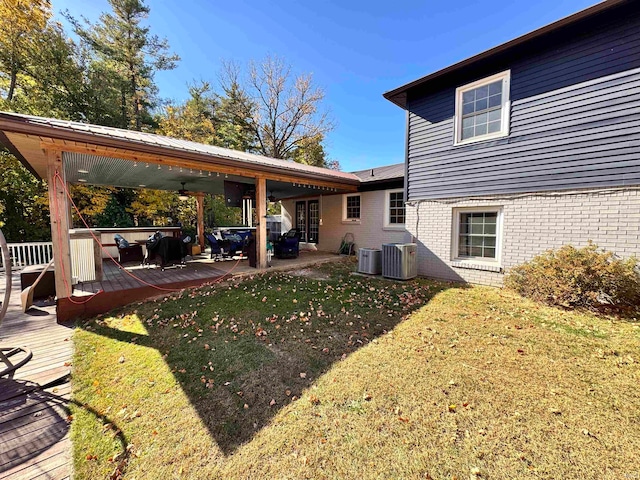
178 182 189 201
268 191 277 203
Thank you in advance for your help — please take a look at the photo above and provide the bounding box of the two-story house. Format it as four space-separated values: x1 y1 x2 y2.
384 0 640 286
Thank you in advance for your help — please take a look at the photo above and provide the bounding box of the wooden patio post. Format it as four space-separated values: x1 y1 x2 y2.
195 193 205 249
45 149 73 300
255 176 267 269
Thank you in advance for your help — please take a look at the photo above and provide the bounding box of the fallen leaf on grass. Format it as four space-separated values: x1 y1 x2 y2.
270 399 277 407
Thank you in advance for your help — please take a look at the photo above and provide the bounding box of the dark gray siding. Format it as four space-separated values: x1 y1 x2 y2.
406 9 640 200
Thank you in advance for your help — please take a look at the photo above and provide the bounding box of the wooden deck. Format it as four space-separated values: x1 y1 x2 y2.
59 250 341 321
0 275 72 480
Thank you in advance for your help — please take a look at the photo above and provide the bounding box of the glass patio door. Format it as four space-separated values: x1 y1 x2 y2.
307 200 319 243
295 201 307 242
295 200 320 244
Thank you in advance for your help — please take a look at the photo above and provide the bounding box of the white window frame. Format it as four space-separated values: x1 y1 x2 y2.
384 189 406 229
451 206 503 266
342 193 361 224
454 70 511 146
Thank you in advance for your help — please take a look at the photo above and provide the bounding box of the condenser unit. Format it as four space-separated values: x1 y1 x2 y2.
382 243 417 280
358 248 382 275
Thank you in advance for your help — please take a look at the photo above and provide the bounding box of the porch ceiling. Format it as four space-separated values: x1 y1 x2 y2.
63 152 329 199
0 111 360 199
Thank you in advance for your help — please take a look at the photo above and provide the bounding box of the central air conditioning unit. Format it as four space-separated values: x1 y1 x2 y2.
382 243 417 280
358 248 382 275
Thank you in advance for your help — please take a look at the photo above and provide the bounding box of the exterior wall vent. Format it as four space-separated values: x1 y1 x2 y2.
382 243 417 280
358 248 382 275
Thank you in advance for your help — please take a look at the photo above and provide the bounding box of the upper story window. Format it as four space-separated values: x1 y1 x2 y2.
343 194 361 222
454 71 510 145
385 189 405 228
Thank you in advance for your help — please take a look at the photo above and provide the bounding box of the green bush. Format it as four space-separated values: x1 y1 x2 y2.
504 242 640 309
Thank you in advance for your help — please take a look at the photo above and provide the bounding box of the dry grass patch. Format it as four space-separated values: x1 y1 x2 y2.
71 261 640 479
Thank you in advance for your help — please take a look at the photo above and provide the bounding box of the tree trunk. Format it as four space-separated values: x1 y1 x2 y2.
7 64 17 101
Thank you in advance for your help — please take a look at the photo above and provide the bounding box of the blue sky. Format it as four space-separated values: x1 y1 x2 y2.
53 0 597 172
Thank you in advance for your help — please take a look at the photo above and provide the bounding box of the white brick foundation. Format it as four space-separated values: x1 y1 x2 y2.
406 187 640 286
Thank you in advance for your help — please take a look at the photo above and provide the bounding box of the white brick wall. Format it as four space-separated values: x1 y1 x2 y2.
406 187 640 286
281 190 410 253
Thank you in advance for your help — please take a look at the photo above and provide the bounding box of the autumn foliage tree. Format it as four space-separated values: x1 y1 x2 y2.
0 0 52 102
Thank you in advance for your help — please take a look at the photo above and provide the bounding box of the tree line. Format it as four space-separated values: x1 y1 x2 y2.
0 0 335 242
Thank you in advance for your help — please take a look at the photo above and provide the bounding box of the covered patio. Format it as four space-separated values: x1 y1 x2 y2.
0 112 359 320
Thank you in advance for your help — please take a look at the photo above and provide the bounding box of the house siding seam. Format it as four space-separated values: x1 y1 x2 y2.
405 187 640 286
281 190 410 254
405 9 640 201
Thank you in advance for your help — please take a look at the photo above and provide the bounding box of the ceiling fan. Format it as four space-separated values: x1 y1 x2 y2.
178 182 189 201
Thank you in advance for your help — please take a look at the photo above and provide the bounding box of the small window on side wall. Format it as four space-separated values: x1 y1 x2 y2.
385 189 405 227
453 207 502 263
454 71 510 145
343 194 361 222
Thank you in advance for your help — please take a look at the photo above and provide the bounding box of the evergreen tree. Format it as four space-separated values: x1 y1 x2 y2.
66 0 179 130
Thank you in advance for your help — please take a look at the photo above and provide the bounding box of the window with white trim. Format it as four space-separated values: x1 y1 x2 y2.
453 208 502 261
455 71 510 145
385 189 405 227
343 194 361 222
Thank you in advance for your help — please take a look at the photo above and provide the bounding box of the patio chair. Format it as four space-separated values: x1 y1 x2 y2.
205 232 226 261
274 229 301 259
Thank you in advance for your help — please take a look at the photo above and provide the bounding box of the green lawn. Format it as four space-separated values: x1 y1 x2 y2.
70 260 640 479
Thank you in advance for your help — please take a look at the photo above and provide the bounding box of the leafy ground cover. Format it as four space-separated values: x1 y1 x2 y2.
71 259 639 479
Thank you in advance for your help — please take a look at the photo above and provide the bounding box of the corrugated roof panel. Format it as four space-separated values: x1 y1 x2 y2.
0 112 360 182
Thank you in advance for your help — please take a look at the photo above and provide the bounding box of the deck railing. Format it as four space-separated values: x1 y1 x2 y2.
0 242 54 271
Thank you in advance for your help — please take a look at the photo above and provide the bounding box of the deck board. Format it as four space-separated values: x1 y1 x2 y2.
0 275 72 480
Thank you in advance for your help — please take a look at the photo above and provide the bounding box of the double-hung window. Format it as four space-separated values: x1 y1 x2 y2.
385 189 405 227
343 194 361 222
453 208 502 262
455 71 510 145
